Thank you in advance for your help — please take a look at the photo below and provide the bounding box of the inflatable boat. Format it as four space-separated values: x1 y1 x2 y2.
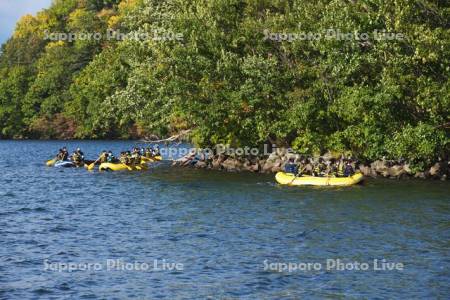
275 172 364 186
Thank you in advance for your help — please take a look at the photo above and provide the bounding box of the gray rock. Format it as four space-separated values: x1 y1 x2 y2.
273 158 282 168
322 151 333 161
259 159 266 168
195 161 207 169
414 172 426 179
275 147 287 157
267 152 279 162
262 160 274 173
429 163 440 177
403 164 412 174
371 160 388 174
388 165 407 178
250 163 260 172
358 165 377 177
211 158 222 170
271 165 282 173
242 159 259 172
222 158 238 171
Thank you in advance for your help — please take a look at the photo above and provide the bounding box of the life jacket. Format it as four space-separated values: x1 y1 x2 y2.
62 152 69 161
344 164 354 177
337 162 345 177
99 153 108 163
126 154 132 164
285 163 298 174
72 153 82 162
314 163 324 174
329 165 337 176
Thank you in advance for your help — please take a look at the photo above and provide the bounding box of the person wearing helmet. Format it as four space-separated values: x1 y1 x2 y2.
153 145 160 156
313 158 326 177
126 151 133 164
344 160 355 177
92 150 108 165
119 152 128 164
144 147 152 158
71 148 85 166
325 158 337 177
337 158 345 177
131 148 141 164
59 147 69 161
107 151 116 163
55 148 64 161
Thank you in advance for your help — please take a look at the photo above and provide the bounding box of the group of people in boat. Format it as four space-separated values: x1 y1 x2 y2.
284 156 355 177
116 147 160 165
55 147 84 165
54 146 161 167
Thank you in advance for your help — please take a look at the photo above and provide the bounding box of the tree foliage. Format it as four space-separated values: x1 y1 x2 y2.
0 0 448 167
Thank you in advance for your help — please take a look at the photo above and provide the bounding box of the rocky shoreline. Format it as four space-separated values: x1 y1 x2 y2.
172 148 449 181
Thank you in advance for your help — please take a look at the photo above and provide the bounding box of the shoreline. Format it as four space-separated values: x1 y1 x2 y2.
4 139 447 181
172 149 449 181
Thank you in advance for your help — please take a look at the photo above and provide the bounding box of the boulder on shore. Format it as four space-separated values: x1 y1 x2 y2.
195 161 207 169
371 160 388 174
358 165 377 177
388 165 407 178
171 152 446 180
262 160 274 173
429 163 441 177
414 172 427 179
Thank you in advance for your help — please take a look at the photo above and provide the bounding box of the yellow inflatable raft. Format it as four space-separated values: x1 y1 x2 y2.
275 172 364 186
98 163 148 171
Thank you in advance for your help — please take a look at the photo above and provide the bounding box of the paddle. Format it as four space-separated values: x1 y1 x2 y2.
140 156 152 163
87 156 103 171
46 158 56 166
87 162 96 170
288 166 306 185
124 163 134 171
140 155 162 163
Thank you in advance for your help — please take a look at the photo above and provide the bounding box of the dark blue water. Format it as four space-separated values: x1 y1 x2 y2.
0 140 449 299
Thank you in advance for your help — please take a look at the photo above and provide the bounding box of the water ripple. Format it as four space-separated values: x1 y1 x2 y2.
0 141 449 299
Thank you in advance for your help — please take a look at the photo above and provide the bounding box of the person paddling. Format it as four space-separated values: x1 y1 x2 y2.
93 150 108 165
55 148 63 161
126 151 133 165
58 147 69 161
71 148 85 166
144 147 152 158
284 157 298 174
326 159 339 177
153 145 160 156
119 152 128 164
337 158 345 177
107 151 116 163
131 148 141 165
344 160 355 177
313 158 326 177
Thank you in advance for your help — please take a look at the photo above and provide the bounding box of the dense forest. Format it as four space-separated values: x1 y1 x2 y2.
0 0 448 168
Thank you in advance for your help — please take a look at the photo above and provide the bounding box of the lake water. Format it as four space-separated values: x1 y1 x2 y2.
0 140 449 299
